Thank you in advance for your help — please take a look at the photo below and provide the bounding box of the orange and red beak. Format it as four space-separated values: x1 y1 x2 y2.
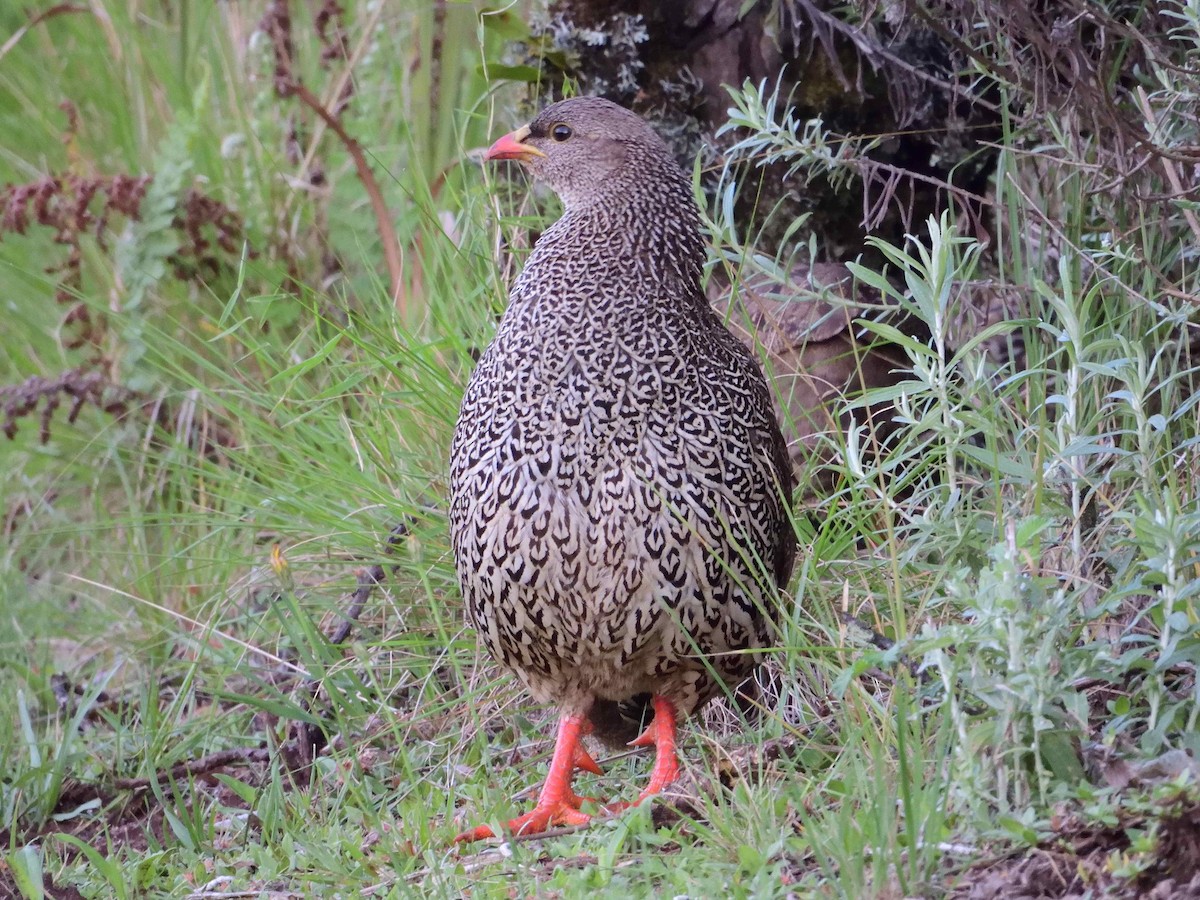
483 124 546 163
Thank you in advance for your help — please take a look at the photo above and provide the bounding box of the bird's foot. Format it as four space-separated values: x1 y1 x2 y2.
454 798 592 843
605 694 681 813
631 722 680 804
560 735 603 807
455 711 598 844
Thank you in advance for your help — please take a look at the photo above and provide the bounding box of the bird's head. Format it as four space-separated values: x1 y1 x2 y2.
483 97 678 212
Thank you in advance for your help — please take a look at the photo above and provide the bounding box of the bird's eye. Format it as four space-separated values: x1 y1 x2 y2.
551 124 572 142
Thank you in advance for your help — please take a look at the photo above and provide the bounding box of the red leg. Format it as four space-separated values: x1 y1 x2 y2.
630 695 681 802
607 694 681 812
455 712 596 843
563 740 603 808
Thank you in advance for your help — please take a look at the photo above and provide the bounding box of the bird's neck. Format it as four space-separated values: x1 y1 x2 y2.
545 191 706 300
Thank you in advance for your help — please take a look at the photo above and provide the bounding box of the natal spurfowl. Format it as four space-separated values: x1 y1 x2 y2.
449 97 796 842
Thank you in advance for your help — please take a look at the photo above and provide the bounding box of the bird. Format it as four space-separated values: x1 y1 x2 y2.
449 97 796 842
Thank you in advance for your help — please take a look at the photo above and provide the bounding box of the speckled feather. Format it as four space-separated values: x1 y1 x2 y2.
450 98 795 728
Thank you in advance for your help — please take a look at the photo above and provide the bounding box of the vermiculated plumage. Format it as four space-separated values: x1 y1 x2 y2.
449 98 796 840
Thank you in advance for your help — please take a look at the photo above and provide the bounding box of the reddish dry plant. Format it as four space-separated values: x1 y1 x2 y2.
260 0 298 103
0 174 252 349
2 173 149 350
0 140 252 444
0 367 136 444
171 187 254 282
1 0 398 449
315 0 354 117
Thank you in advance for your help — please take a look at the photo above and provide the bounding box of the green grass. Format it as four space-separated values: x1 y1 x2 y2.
3 1 1200 897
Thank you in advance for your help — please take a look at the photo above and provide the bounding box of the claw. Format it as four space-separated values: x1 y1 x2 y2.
455 798 591 842
454 697 681 844
574 742 603 776
456 712 596 844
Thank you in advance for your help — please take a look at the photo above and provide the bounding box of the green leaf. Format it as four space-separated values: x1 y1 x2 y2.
479 8 531 42
856 319 935 359
114 70 211 388
958 443 1035 479
477 63 543 84
737 842 765 871
213 773 259 804
845 261 900 300
210 690 323 725
948 318 1033 365
996 816 1039 845
6 845 44 900
53 835 128 900
1040 730 1085 783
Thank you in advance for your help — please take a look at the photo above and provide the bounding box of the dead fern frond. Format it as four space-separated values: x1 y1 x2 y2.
0 367 138 444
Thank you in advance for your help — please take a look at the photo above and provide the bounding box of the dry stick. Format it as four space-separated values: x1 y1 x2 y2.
793 0 1004 115
852 154 993 234
52 747 273 812
54 529 406 812
327 519 410 646
905 1 1025 100
282 520 413 774
327 563 385 647
111 748 272 793
287 82 406 316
